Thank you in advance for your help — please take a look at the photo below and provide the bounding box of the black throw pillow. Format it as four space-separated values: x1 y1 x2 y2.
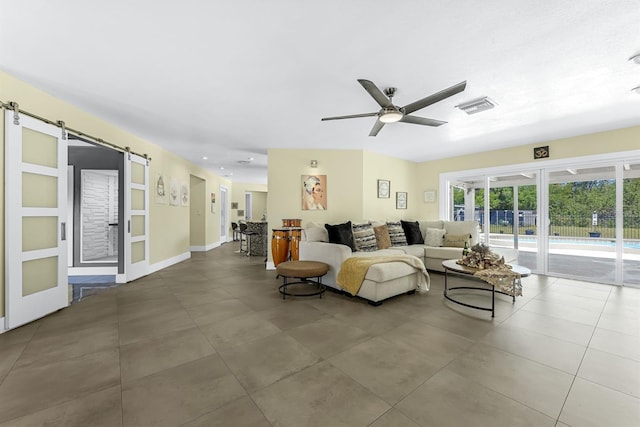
325 221 355 251
401 220 424 245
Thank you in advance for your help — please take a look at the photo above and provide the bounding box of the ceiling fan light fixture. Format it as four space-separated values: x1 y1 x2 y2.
379 109 403 123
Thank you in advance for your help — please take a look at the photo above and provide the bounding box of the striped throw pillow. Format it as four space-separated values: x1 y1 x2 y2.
386 221 407 247
352 222 377 252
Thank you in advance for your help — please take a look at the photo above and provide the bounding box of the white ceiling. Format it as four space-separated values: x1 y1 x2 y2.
2 1 639 184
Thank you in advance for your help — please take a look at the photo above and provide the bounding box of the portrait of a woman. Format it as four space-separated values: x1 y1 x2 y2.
302 175 327 210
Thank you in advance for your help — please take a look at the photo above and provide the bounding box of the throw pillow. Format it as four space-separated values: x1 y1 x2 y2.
373 224 391 249
424 227 446 247
443 233 472 248
401 220 424 245
304 226 328 242
352 222 377 252
325 221 355 251
386 221 407 247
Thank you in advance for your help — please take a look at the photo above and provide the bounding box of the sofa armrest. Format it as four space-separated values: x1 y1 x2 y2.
299 241 352 287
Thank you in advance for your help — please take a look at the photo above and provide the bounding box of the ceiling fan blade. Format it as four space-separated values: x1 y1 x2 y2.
400 115 447 127
402 81 467 115
321 112 379 121
369 119 385 137
358 79 393 108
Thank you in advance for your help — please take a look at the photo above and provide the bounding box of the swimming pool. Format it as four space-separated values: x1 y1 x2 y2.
489 235 640 250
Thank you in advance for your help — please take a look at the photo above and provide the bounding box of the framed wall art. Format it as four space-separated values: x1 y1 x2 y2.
377 179 390 198
154 173 167 204
302 174 327 210
424 190 436 203
169 178 179 206
396 191 407 209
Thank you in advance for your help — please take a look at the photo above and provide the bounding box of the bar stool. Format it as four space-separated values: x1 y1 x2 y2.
238 222 248 253
231 222 240 241
240 222 257 257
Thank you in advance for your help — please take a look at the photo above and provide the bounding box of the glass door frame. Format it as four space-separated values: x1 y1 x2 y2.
440 150 640 287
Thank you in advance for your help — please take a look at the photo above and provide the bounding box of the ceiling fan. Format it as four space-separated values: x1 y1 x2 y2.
321 79 467 136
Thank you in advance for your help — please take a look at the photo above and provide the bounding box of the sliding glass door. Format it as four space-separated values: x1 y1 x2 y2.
547 166 616 283
623 162 640 285
443 154 640 287
487 172 539 272
450 172 539 272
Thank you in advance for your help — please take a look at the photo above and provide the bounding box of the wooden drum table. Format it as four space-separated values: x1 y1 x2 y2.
442 259 530 317
271 228 290 267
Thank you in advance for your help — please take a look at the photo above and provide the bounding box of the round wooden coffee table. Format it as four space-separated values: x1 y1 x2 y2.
442 259 530 317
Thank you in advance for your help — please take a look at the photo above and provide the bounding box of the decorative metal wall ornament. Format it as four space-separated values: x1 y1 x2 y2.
533 146 549 159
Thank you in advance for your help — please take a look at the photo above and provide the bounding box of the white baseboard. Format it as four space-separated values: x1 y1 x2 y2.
116 274 127 283
190 241 221 252
266 261 276 270
0 317 6 334
149 251 191 274
68 266 118 276
207 241 221 250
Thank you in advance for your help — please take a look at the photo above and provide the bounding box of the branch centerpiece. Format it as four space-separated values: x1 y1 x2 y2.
456 243 510 270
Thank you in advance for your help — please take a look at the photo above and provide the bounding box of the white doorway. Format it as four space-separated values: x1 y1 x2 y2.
245 192 253 220
124 153 150 282
4 111 68 330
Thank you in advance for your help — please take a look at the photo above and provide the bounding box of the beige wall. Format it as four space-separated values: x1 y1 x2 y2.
267 149 365 232
416 125 640 219
362 151 422 220
0 71 238 317
189 175 206 247
250 191 267 220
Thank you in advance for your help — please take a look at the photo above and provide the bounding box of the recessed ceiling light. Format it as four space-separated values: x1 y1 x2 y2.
629 54 640 65
219 166 225 170
202 156 208 160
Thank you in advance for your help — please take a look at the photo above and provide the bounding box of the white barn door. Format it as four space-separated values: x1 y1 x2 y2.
4 112 68 330
124 152 149 281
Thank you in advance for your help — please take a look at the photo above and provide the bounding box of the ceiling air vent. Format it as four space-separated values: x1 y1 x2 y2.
455 97 497 115
237 157 254 165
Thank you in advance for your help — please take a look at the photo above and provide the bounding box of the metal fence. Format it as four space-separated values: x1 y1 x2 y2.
467 210 640 239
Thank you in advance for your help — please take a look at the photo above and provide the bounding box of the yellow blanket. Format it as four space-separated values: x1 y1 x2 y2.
336 255 430 296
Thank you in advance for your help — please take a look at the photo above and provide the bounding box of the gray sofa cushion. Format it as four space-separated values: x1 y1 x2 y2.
425 246 466 259
396 245 426 258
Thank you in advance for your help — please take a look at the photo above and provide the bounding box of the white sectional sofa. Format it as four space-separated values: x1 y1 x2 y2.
299 220 518 305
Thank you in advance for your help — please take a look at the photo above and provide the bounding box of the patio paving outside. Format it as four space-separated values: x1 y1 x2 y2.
487 234 640 286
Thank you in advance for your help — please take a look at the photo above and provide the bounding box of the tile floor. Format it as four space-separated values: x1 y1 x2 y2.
0 243 638 426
